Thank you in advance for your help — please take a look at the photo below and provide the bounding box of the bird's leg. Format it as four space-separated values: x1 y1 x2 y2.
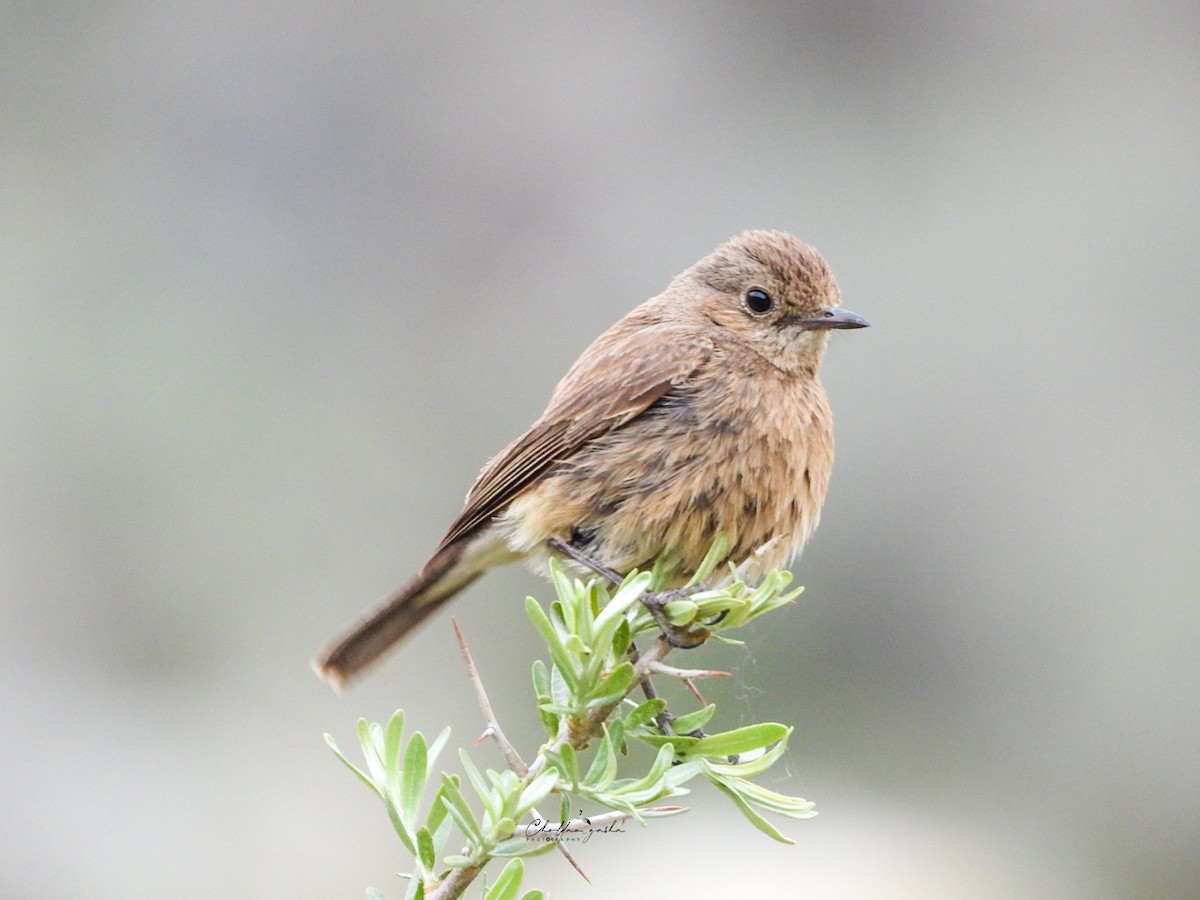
547 537 623 585
639 587 711 649
548 538 730 756
547 538 711 649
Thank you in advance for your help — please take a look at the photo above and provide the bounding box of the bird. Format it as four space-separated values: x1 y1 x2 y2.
315 230 867 688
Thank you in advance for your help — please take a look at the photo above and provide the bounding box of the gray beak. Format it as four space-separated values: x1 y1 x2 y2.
802 307 870 330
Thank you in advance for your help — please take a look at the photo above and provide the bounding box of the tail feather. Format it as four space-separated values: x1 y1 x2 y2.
314 542 479 689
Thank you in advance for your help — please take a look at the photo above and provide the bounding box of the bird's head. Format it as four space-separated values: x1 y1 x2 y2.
680 230 868 373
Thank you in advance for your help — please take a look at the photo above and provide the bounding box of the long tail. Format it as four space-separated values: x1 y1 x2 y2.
313 541 482 690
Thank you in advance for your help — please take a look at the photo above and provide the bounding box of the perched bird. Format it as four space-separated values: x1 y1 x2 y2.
315 230 867 688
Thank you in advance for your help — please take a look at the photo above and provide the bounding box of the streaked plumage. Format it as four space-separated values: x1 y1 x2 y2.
316 230 867 688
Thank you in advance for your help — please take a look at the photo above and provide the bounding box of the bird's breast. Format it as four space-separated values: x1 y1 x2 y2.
503 364 835 580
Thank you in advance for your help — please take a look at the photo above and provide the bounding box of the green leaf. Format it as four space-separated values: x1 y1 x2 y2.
439 773 484 846
607 718 626 754
426 785 449 840
531 659 551 697
668 704 716 736
547 558 575 605
427 793 454 856
686 723 789 759
538 708 559 738
606 743 676 802
491 836 529 857
358 718 386 786
611 617 631 658
515 771 560 819
494 815 517 839
700 734 787 777
386 798 416 853
484 858 525 900
708 777 795 844
525 597 580 692
583 661 636 709
686 533 730 587
384 710 405 779
400 732 427 827
458 749 499 824
549 663 572 709
520 891 545 900
704 735 791 777
715 775 816 818
416 825 436 873
660 758 705 790
324 734 382 798
562 633 590 657
582 727 618 789
425 727 452 778
663 599 698 625
558 743 580 784
624 698 666 730
636 733 699 754
590 572 653 657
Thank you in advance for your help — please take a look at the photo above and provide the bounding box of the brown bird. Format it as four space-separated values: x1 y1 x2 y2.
315 230 867 688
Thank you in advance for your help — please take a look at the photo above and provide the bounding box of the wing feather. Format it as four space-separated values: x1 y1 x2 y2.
434 321 711 551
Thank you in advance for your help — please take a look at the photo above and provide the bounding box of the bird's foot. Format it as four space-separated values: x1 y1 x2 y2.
640 586 711 649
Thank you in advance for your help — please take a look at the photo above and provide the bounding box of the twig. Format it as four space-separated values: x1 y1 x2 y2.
451 617 590 884
452 617 525 775
682 678 708 707
648 661 730 679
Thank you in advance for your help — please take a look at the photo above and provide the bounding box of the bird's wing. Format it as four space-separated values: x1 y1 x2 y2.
434 321 713 551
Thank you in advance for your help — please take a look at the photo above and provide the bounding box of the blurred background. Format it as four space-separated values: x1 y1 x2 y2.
3 2 1198 897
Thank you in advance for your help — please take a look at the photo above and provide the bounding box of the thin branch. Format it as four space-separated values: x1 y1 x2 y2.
648 661 730 679
682 677 708 707
452 617 590 883
452 617 526 776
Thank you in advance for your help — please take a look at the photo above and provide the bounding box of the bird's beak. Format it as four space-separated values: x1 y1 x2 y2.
801 307 870 330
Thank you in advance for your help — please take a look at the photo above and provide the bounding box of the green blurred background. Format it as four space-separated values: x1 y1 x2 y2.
4 3 1199 897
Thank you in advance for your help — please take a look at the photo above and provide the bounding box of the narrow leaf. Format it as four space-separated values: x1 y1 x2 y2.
384 710 405 777
484 859 525 900
558 743 580 784
624 698 666 730
515 771 560 819
440 773 484 845
583 661 636 709
416 825 436 873
324 734 382 798
400 732 428 827
582 728 618 789
668 704 717 736
425 726 452 778
687 723 789 759
525 597 580 692
458 749 499 823
708 777 795 844
491 836 529 857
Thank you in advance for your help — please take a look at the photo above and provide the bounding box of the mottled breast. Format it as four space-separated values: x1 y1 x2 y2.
503 347 834 581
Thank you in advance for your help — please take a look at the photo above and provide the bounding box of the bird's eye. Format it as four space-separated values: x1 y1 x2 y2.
745 288 773 315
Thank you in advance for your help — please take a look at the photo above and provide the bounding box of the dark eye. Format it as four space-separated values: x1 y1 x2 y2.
745 288 773 315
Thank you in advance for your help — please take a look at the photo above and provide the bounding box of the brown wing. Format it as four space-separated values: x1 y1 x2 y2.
434 320 713 551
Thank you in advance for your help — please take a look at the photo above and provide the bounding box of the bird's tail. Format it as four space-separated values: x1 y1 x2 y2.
313 541 482 690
